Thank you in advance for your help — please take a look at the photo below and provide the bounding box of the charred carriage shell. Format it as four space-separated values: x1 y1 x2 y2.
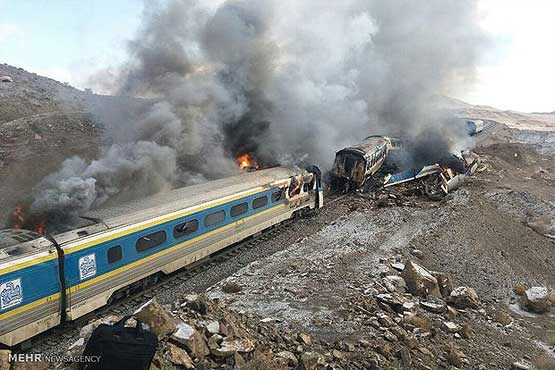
330 135 391 191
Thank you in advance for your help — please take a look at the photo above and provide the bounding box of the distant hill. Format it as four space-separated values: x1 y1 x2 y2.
0 63 90 124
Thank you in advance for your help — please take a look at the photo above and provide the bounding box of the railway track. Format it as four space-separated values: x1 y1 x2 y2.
26 191 351 354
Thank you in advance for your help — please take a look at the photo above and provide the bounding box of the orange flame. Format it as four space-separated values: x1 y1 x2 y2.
35 220 46 235
10 204 47 235
237 154 259 170
12 206 25 229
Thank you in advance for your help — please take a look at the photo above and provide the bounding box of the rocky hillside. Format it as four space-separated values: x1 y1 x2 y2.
0 63 87 124
0 64 150 227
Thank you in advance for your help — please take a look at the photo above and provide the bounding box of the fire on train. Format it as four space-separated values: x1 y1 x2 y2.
0 166 322 347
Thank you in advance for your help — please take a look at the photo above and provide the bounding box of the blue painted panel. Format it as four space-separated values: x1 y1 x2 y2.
0 257 60 314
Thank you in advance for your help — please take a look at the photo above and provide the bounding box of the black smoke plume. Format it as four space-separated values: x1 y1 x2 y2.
27 0 485 229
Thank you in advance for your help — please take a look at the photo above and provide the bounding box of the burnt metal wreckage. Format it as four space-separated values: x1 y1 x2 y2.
329 135 391 192
329 135 482 199
383 151 481 196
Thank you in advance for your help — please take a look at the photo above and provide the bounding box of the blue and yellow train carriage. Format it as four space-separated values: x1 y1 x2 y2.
0 166 322 347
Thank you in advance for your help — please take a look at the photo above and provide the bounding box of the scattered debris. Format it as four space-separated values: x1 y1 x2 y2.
382 151 481 197
384 164 442 188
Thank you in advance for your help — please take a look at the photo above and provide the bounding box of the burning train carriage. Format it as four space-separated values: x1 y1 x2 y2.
0 166 323 347
330 135 391 190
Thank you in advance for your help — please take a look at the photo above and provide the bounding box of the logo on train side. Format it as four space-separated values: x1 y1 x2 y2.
0 278 23 310
79 254 97 280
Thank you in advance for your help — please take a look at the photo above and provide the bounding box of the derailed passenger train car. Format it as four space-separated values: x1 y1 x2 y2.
0 166 322 347
330 135 391 190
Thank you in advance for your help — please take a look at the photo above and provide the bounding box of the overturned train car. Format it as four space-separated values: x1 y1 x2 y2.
330 136 391 191
0 166 323 347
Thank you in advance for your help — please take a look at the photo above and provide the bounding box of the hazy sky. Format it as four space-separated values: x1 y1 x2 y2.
0 0 553 112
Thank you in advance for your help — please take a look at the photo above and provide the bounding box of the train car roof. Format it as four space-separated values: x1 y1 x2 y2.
79 166 298 230
0 229 53 262
337 136 389 155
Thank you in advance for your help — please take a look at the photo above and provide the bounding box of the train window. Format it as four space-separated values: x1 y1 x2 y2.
252 196 268 209
230 203 248 217
204 210 226 227
174 219 199 239
136 231 167 253
271 189 284 203
107 245 122 264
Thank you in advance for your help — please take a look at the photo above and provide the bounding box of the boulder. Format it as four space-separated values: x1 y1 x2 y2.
521 287 551 313
446 306 458 320
449 287 480 309
402 301 417 314
461 323 473 339
492 310 512 326
390 326 409 341
384 331 398 342
208 334 223 350
171 322 210 359
410 249 424 259
134 299 176 339
403 315 432 332
300 352 324 370
513 283 527 296
432 271 454 298
66 338 85 357
420 299 447 314
376 312 396 328
376 293 408 313
391 262 405 272
383 275 407 293
441 321 461 333
212 337 255 357
298 333 312 345
182 295 209 315
167 343 194 369
206 320 220 335
275 351 299 367
447 345 465 368
401 261 441 297
221 281 242 294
